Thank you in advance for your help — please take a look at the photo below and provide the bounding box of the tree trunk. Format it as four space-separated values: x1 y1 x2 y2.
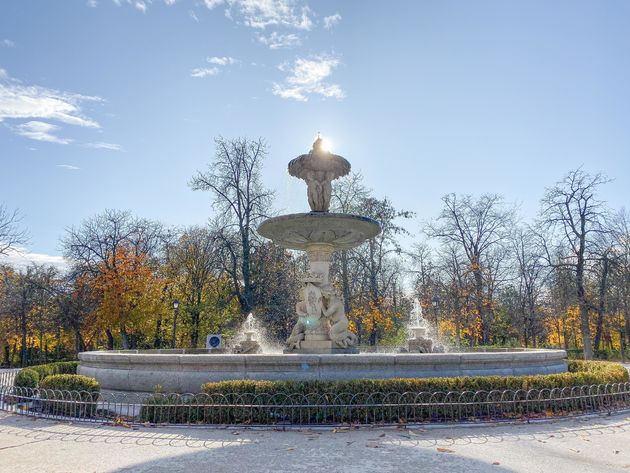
473 268 488 345
154 318 162 349
105 329 114 350
120 326 130 350
191 307 200 348
3 345 9 366
593 255 610 351
74 329 85 354
20 311 28 367
576 258 593 359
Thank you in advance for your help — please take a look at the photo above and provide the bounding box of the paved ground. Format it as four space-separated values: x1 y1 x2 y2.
1 412 630 473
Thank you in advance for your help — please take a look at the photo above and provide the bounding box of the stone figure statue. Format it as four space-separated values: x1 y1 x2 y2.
286 316 306 350
286 281 325 349
302 283 324 329
287 136 351 213
322 287 358 348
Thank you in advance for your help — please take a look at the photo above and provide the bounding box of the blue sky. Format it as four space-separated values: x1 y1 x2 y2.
1 0 629 266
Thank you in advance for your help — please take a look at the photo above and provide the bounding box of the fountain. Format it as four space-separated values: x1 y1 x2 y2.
232 314 263 354
77 136 568 393
258 136 380 353
405 299 444 353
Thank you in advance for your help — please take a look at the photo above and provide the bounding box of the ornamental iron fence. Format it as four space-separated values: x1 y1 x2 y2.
1 380 629 426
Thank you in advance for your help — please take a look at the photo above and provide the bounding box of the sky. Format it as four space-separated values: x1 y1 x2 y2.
1 0 629 268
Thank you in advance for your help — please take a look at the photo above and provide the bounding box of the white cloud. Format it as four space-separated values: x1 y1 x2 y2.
14 121 72 144
0 247 68 272
135 1 147 13
0 69 105 144
0 70 101 128
86 0 98 7
323 12 341 29
191 67 220 78
2 39 15 47
164 0 177 5
84 141 122 151
189 9 199 21
207 56 238 65
191 56 239 78
272 54 345 101
204 0 224 8
56 164 80 170
204 0 312 30
257 31 300 49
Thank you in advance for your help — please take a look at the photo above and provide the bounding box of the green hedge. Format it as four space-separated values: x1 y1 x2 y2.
140 360 629 425
14 361 80 388
39 374 100 417
199 360 629 397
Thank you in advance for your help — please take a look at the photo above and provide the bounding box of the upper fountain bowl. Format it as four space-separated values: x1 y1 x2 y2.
288 136 351 182
258 212 381 251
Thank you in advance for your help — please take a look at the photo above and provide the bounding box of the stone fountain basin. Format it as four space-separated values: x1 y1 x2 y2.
78 349 567 393
257 212 381 251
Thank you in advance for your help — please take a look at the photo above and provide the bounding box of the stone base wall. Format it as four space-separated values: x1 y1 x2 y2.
78 350 568 393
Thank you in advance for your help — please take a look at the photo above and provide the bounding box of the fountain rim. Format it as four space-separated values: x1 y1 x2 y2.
80 348 566 356
257 212 381 251
78 349 568 392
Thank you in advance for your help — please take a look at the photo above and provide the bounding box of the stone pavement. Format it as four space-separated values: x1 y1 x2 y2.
1 411 630 473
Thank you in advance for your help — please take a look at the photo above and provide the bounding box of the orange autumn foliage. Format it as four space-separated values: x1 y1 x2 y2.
88 247 168 337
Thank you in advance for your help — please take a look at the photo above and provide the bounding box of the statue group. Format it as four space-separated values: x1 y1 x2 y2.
286 276 358 350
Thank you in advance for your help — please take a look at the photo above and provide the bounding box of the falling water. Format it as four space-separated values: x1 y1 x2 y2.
232 313 283 354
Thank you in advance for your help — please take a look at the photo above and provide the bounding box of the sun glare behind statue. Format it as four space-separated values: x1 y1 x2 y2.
319 138 333 153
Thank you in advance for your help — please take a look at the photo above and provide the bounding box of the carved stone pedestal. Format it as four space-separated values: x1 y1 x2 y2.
284 335 359 354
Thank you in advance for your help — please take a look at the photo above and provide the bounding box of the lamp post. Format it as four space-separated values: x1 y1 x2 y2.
431 295 440 336
171 299 180 349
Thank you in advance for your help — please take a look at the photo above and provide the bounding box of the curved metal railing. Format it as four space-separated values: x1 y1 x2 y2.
1 381 629 426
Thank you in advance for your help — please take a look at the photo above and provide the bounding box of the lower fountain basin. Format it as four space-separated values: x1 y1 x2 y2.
78 349 567 393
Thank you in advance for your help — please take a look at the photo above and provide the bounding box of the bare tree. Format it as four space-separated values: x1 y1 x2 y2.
63 209 164 275
427 194 515 344
538 169 610 359
511 225 549 347
610 208 630 348
190 137 274 314
0 204 28 256
331 172 371 315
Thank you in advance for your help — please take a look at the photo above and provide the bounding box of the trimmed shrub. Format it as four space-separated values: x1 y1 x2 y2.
14 368 39 389
30 361 79 380
12 361 80 389
38 374 100 418
39 374 100 392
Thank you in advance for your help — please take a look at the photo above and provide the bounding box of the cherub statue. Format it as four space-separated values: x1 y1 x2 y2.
286 315 306 349
286 282 324 349
322 287 357 348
